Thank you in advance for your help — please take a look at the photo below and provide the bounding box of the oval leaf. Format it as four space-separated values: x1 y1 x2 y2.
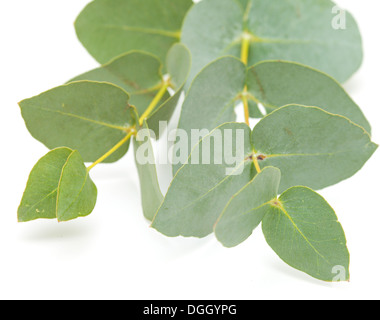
18 148 97 222
19 81 137 163
215 167 281 248
252 105 378 192
182 0 363 84
262 187 350 282
75 0 193 65
152 123 253 238
247 61 371 133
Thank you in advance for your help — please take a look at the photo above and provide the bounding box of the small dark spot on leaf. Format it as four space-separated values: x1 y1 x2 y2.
245 154 254 161
284 128 293 136
257 155 266 161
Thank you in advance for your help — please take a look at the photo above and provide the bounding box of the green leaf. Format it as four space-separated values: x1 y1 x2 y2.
133 121 164 221
75 0 193 66
262 187 350 282
181 0 244 87
214 167 281 248
252 105 378 192
18 148 97 222
19 81 137 163
177 57 245 140
175 57 371 174
69 51 170 116
247 61 371 133
151 122 253 238
173 57 245 175
182 0 363 84
237 0 250 10
69 44 191 138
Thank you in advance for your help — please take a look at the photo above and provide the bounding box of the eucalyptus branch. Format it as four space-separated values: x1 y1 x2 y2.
17 0 377 282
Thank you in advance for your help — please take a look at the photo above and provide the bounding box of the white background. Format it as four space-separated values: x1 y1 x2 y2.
0 0 379 300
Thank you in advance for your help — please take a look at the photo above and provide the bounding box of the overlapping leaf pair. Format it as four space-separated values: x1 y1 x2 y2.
18 43 191 222
17 0 377 281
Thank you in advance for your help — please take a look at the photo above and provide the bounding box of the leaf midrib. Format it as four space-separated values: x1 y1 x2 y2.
20 151 76 219
20 189 58 218
55 151 89 221
104 24 181 39
275 204 332 266
263 150 353 159
26 105 130 132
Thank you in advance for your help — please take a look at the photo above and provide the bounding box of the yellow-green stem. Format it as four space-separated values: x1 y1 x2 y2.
87 130 136 172
241 33 261 173
87 80 170 171
241 34 250 65
139 81 170 126
252 156 262 173
242 93 250 127
241 33 251 126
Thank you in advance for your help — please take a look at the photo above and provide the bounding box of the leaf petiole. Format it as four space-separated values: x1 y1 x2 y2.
87 80 171 171
87 129 136 172
139 80 170 126
252 155 262 174
241 32 251 126
240 32 251 65
242 92 250 127
241 32 261 172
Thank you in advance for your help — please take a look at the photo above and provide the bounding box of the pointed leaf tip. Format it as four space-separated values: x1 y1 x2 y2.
18 148 97 222
215 167 281 248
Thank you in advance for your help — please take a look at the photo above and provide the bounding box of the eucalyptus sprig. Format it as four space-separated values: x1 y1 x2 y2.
18 0 377 282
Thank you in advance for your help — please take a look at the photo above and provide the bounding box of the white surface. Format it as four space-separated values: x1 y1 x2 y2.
0 0 379 300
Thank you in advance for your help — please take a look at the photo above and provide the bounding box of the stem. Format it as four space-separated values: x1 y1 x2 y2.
252 156 262 173
241 33 251 65
139 81 170 126
241 33 261 173
241 32 251 126
87 80 170 171
87 130 136 172
242 93 250 126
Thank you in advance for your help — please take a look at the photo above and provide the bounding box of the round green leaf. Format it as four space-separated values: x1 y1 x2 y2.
19 81 137 163
262 186 350 282
75 0 193 65
18 148 97 222
252 105 378 192
182 0 363 84
247 61 371 133
178 57 246 136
